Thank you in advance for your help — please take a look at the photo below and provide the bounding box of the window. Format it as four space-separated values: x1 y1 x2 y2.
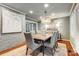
26 22 37 34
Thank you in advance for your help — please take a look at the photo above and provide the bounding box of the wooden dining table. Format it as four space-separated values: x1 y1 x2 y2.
33 33 52 56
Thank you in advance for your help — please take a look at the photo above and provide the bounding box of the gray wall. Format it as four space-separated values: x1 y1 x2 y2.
0 6 26 51
70 4 79 53
39 17 70 39
51 17 70 39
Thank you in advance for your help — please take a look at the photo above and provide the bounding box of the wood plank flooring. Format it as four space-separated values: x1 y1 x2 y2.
57 39 79 56
0 39 79 56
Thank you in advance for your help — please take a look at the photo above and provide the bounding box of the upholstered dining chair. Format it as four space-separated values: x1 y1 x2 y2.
24 32 42 55
54 31 59 49
44 32 58 55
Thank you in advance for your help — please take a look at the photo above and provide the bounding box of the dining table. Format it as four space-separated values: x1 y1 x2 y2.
33 33 52 56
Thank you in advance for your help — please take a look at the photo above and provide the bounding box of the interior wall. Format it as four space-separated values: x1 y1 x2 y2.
70 4 79 53
40 17 70 39
0 6 26 51
51 17 70 39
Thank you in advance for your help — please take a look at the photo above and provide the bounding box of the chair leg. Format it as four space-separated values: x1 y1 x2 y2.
26 47 28 55
51 49 54 56
56 42 58 48
53 45 56 52
54 42 58 51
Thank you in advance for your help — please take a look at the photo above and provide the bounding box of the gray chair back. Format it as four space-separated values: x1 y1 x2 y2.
55 32 58 41
24 32 35 49
50 32 57 46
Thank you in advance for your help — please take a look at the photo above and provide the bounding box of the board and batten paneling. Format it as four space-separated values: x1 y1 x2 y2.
0 6 26 51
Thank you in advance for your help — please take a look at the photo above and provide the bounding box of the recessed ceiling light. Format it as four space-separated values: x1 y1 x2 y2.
29 10 33 14
44 3 49 8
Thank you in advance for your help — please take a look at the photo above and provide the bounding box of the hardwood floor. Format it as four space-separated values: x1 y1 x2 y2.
57 39 79 56
0 43 25 55
0 39 79 56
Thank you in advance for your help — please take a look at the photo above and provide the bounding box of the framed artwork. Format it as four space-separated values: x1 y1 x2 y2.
2 8 22 33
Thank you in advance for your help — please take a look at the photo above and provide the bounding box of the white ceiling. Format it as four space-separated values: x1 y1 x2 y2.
2 3 73 20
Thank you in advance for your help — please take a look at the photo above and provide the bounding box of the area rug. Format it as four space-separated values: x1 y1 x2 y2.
1 43 67 56
38 43 67 56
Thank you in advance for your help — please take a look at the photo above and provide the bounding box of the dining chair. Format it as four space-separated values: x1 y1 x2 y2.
44 32 58 55
53 31 61 49
24 32 42 55
54 31 59 49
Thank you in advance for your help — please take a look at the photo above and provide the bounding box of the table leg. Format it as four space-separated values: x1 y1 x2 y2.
42 41 44 56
